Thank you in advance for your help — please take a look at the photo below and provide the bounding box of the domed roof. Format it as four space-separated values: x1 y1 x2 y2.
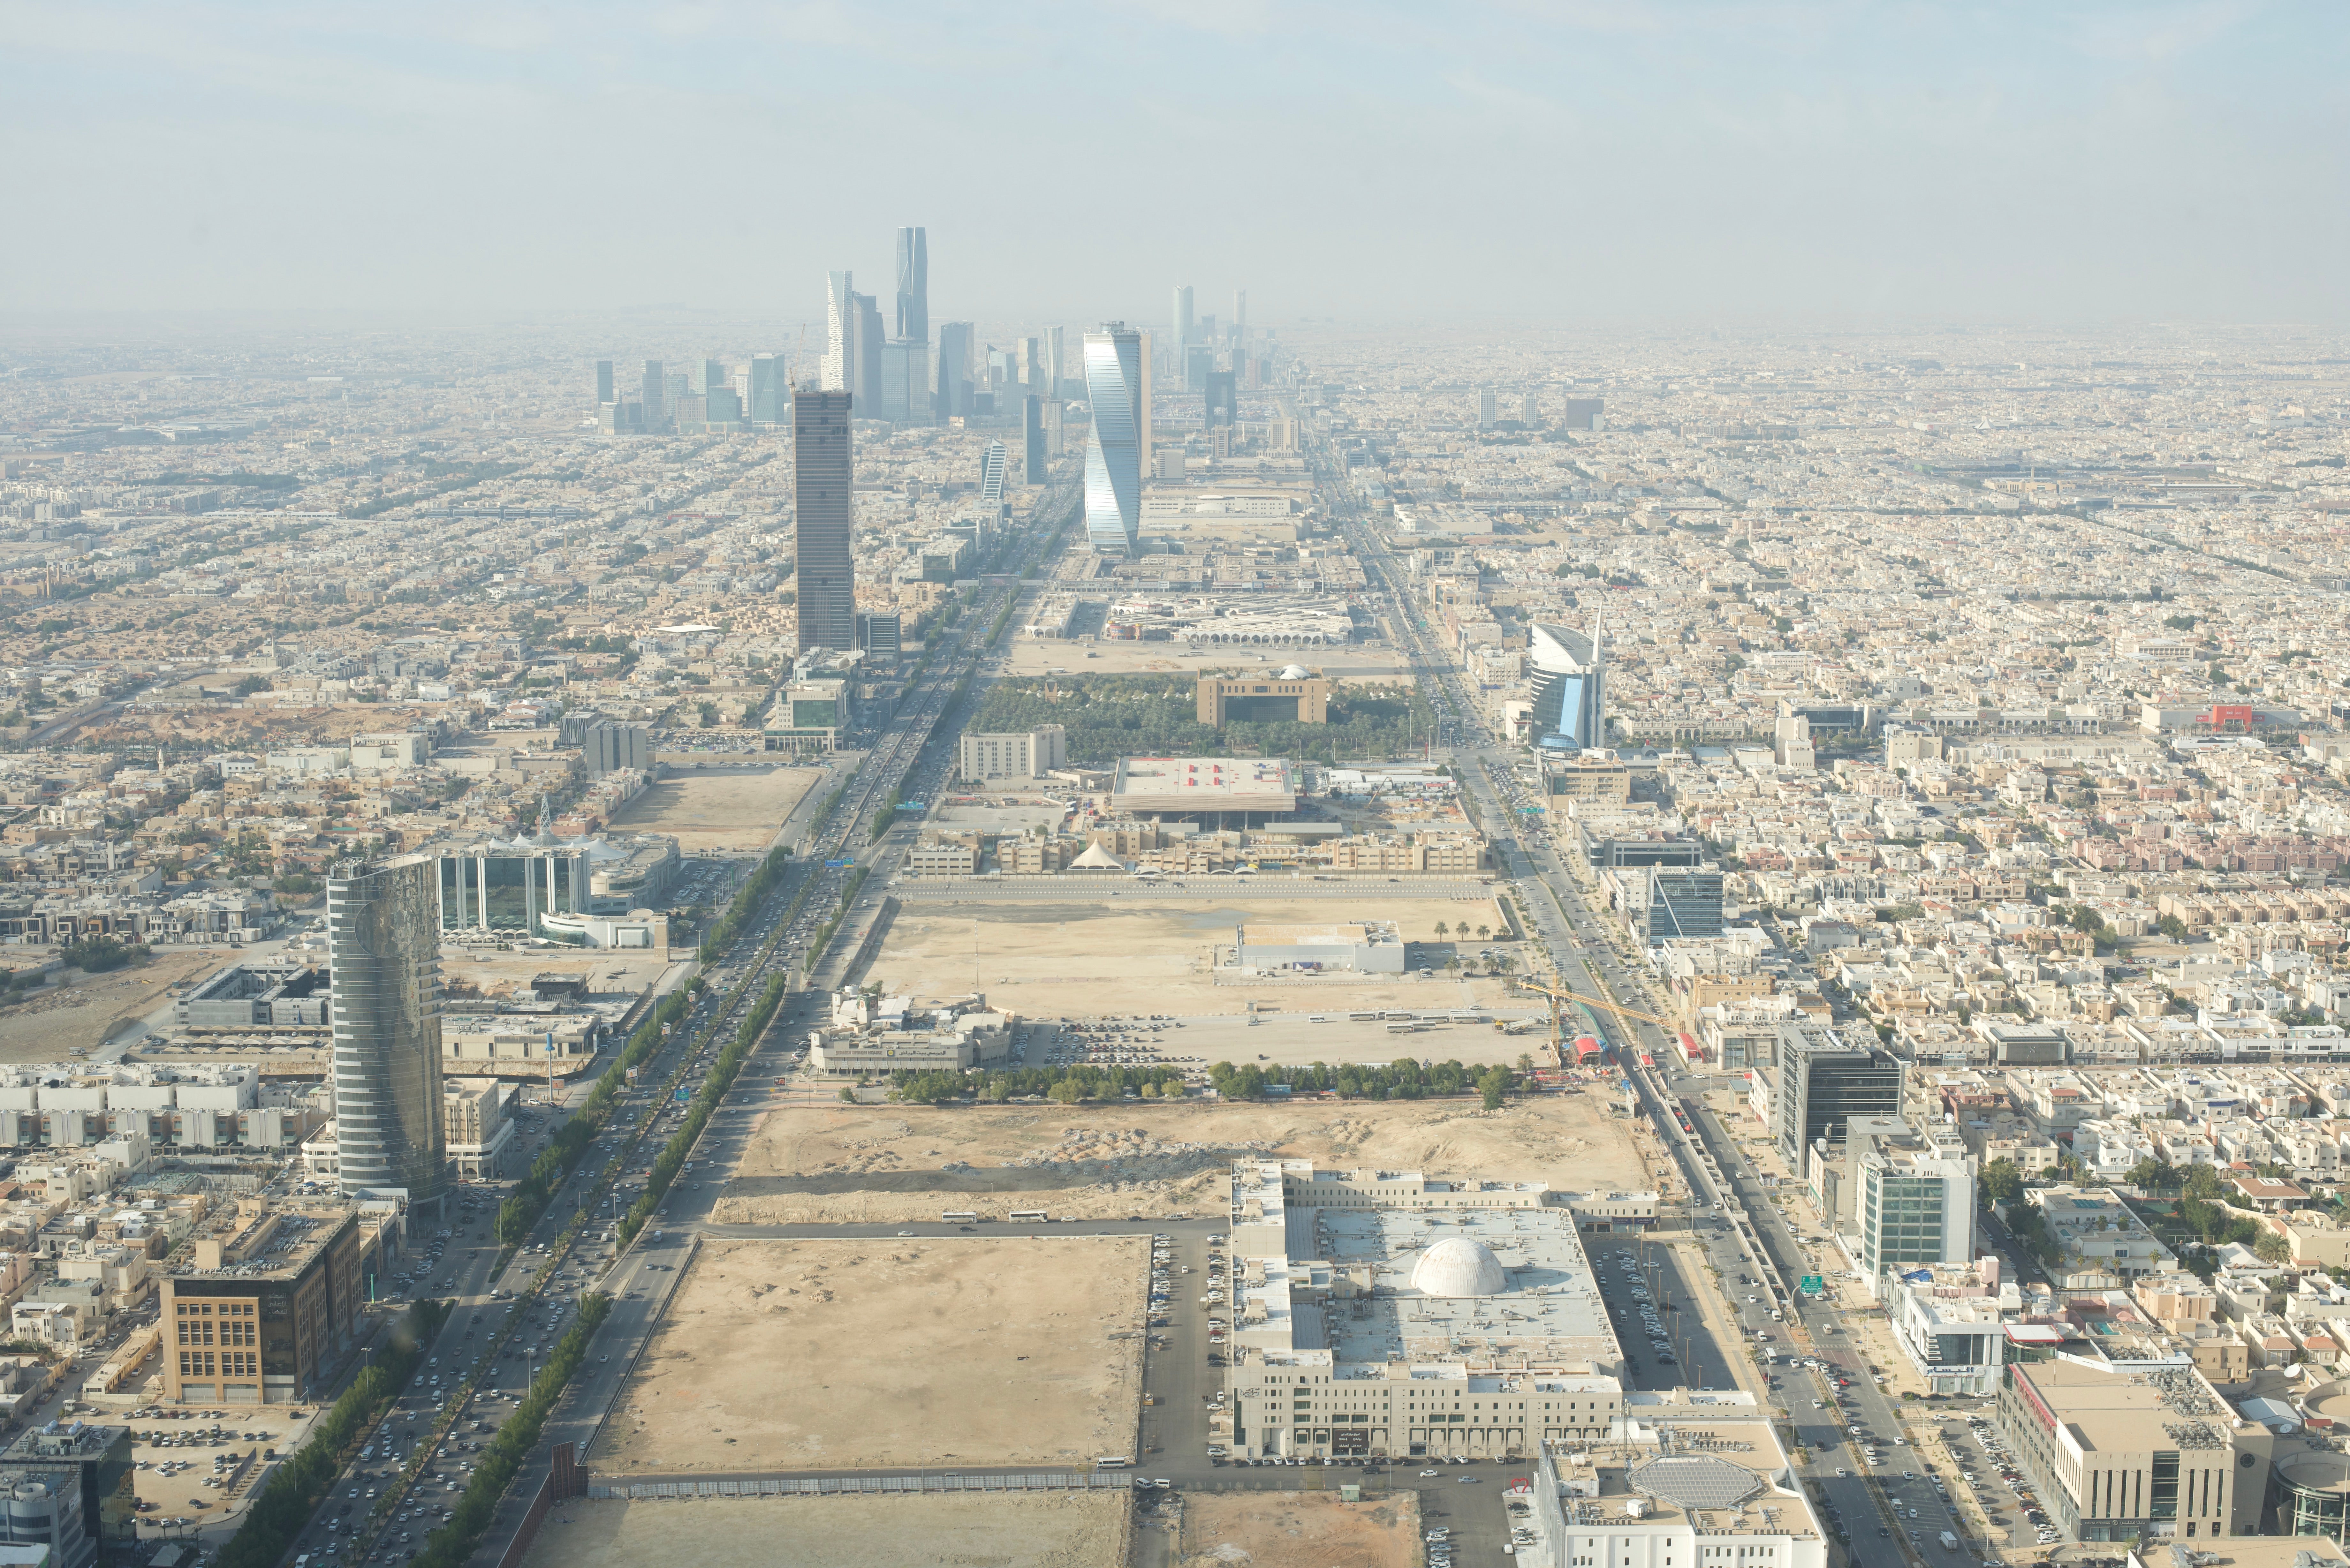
1277 664 1311 679
1411 1236 1506 1297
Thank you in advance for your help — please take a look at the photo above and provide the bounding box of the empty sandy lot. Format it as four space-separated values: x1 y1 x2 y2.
1178 1490 1422 1568
592 1236 1145 1473
714 1089 1654 1225
867 899 1516 1020
519 1491 1126 1568
607 767 820 852
0 946 225 1065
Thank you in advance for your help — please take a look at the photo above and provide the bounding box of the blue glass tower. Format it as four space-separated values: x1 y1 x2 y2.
1082 323 1141 554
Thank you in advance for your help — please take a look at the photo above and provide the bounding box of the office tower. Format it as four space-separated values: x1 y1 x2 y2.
1859 1129 1976 1278
1559 397 1605 431
1020 335 1042 392
641 360 666 430
853 293 884 414
1637 866 1724 945
1137 332 1152 464
328 853 447 1212
1023 396 1046 482
748 353 785 425
1203 369 1236 427
1081 323 1143 554
980 440 1008 508
1232 288 1246 339
935 321 973 418
701 358 728 395
1042 399 1064 456
854 610 901 667
1044 325 1065 397
1520 389 1542 427
793 388 855 652
881 339 926 424
1775 1020 1905 1168
1477 389 1497 429
1185 344 1214 392
1526 621 1606 750
594 360 614 406
895 226 928 344
824 271 854 391
1173 284 1195 350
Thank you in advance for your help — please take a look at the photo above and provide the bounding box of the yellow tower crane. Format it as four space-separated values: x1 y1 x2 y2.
1513 979 1669 1067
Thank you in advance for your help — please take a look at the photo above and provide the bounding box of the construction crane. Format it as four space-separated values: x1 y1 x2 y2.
1514 979 1668 1067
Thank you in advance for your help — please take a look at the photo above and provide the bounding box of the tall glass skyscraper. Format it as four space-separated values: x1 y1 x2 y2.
328 854 447 1213
823 272 854 392
1527 620 1606 750
747 352 785 425
895 226 928 345
1082 323 1142 555
794 388 856 651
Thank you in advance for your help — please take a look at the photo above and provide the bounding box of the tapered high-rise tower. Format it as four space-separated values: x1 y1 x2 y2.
895 227 928 345
328 853 447 1212
1082 323 1142 555
794 388 856 652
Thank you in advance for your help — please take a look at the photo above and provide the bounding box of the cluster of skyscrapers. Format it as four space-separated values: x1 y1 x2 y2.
592 354 789 435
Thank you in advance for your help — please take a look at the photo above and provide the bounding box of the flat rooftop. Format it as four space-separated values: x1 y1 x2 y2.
1550 1416 1818 1539
1111 756 1296 815
1228 1198 1619 1373
2009 1357 2232 1453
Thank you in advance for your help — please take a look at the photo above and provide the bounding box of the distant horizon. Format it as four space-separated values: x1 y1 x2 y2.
5 3 2345 322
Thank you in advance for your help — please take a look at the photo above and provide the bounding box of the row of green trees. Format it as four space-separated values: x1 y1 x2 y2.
493 984 696 1246
409 1293 614 1568
700 843 792 961
885 1062 1191 1105
1208 1057 1511 1107
214 1299 450 1568
618 973 790 1246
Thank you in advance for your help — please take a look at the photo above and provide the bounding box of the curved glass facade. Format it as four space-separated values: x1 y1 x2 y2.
1083 325 1141 554
328 854 446 1212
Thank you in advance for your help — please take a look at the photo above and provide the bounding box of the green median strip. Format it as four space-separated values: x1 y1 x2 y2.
408 1295 615 1568
213 1299 451 1568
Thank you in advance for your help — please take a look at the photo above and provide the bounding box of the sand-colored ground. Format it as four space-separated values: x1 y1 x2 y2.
0 947 227 1064
867 899 1516 1021
1178 1490 1422 1568
714 1090 1655 1225
519 1491 1126 1568
593 1236 1145 1473
607 767 819 852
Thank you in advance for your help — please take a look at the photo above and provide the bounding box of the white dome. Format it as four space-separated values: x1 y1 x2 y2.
1277 664 1311 680
1411 1236 1506 1297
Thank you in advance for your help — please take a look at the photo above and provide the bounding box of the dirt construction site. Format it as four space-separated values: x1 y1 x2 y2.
713 1089 1656 1225
1174 1489 1424 1568
590 1236 1146 1473
605 766 820 852
517 1491 1127 1568
866 898 1519 1021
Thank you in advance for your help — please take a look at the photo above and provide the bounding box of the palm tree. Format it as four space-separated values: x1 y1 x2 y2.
1434 920 1450 939
1476 923 1491 940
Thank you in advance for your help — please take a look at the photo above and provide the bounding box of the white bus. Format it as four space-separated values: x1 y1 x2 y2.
941 1211 978 1224
1009 1210 1049 1224
1093 1456 1132 1469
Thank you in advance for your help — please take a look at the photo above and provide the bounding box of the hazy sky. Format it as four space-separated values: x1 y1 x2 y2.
5 1 2346 326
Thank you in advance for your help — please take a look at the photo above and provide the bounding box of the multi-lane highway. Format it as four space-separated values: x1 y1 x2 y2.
1313 432 1977 1564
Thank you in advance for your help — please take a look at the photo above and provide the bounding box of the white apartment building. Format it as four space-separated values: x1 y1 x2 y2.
956 725 1067 783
